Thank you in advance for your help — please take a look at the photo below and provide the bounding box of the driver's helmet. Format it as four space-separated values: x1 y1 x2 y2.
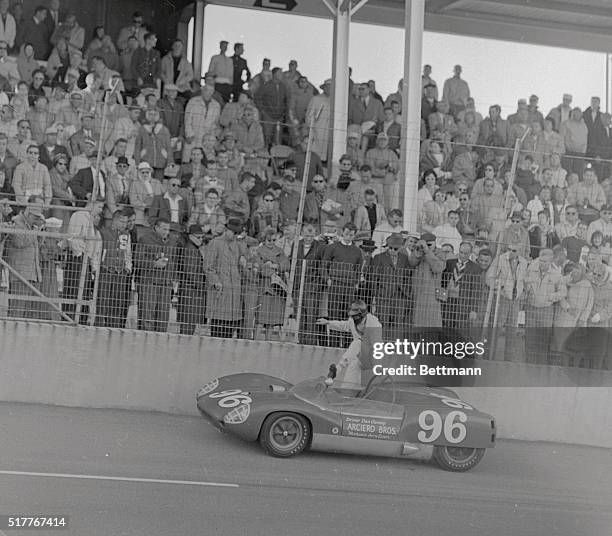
348 300 367 325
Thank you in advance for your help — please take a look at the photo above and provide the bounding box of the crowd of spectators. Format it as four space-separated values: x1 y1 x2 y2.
0 1 610 367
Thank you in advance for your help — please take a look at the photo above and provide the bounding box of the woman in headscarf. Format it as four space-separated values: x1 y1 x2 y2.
17 43 38 84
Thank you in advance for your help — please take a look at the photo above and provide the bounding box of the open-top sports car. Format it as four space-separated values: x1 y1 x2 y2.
196 368 496 472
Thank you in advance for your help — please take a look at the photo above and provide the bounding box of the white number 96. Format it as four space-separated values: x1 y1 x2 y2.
417 410 467 444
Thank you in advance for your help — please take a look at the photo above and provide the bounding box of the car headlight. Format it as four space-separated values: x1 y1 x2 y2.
223 404 251 424
197 378 219 398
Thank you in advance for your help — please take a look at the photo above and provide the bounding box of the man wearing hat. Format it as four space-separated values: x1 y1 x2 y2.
205 217 248 338
177 224 208 335
4 197 44 318
369 232 411 339
38 124 69 169
345 125 363 168
69 112 98 157
130 161 164 226
105 155 132 221
407 233 446 332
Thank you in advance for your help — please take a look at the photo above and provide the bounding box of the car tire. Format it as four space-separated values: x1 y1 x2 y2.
259 412 311 458
433 446 485 472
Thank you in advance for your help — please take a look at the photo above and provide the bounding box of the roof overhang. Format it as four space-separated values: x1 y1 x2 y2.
178 0 612 53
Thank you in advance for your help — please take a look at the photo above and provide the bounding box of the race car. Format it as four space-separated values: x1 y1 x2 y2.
196 367 496 472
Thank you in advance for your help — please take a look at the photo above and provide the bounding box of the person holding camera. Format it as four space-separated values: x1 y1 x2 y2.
407 232 446 336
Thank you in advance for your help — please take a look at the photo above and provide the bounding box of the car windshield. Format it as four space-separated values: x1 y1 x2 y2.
290 378 353 406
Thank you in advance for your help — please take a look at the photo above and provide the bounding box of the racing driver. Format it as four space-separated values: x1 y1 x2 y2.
317 300 383 387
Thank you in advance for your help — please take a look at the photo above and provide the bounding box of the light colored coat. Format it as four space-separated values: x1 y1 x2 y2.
205 235 248 321
160 53 194 92
409 249 446 328
305 94 331 162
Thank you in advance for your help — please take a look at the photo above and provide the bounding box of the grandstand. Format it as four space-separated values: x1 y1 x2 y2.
0 0 610 370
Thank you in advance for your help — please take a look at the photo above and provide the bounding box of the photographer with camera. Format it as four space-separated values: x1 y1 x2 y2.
407 232 446 335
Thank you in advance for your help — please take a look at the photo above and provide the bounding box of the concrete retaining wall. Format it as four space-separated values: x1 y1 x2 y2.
1 320 611 448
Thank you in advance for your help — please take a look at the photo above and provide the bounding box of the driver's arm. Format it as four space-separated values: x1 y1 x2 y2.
327 320 352 332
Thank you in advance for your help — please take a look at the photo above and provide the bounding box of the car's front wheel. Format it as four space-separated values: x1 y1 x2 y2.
259 412 311 458
433 446 485 472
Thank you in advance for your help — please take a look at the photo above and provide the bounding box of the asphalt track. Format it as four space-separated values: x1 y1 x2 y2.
1 403 611 536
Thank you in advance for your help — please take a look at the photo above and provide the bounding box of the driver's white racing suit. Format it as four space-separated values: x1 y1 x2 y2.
326 313 383 387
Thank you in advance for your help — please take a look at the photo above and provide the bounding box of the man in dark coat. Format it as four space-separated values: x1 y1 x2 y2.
441 241 482 332
231 43 250 99
96 209 132 328
147 177 188 232
17 5 49 59
254 67 289 147
177 224 207 335
293 222 326 345
369 233 411 340
68 151 106 205
135 218 179 332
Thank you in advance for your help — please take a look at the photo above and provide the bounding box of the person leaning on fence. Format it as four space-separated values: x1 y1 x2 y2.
441 241 482 332
316 300 382 387
292 222 326 345
177 224 208 336
368 233 411 341
135 217 179 332
523 248 567 364
486 244 529 361
96 209 132 328
4 196 45 319
321 222 363 347
407 232 446 340
204 217 249 339
63 199 103 322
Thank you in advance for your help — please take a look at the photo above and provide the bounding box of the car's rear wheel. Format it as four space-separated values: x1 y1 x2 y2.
433 446 485 472
259 412 311 458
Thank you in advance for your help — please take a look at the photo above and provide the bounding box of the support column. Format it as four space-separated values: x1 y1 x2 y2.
330 3 350 175
400 0 425 233
606 53 611 114
192 0 206 83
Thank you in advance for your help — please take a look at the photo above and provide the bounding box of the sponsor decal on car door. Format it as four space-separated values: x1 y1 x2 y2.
341 415 403 441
